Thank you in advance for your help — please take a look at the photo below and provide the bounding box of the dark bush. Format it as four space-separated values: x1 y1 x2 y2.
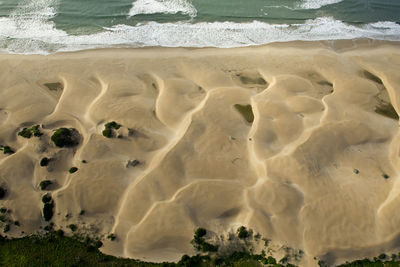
56 229 64 237
195 227 207 239
42 194 52 204
69 167 78 174
79 210 85 215
3 224 10 233
105 121 121 130
18 128 32 138
51 128 80 148
102 128 113 138
94 241 103 248
107 234 116 241
102 121 121 138
0 187 6 199
82 160 87 163
43 201 54 221
383 174 390 179
14 221 20 226
18 125 42 139
40 157 50 167
2 146 14 154
266 256 276 264
0 207 6 213
39 180 53 190
237 226 249 239
201 242 218 253
67 224 77 232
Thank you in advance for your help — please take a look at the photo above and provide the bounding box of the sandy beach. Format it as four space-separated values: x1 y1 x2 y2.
0 40 400 266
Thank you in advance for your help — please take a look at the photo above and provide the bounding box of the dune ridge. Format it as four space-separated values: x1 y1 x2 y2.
0 41 400 266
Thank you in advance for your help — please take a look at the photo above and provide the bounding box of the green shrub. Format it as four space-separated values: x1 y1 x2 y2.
94 241 103 248
18 125 43 139
40 157 49 167
383 174 390 179
353 169 359 174
79 210 85 215
0 187 6 199
56 229 64 237
67 224 77 232
102 128 113 138
42 194 52 204
18 128 32 138
69 167 78 174
51 128 80 148
43 201 54 221
2 146 14 154
0 207 7 213
102 121 121 138
14 221 20 226
105 121 121 130
39 180 52 190
82 160 87 163
237 226 249 239
18 125 42 139
195 228 207 239
107 234 116 241
266 256 276 264
3 224 10 233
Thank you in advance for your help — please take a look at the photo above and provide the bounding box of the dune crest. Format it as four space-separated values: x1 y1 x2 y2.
0 42 399 266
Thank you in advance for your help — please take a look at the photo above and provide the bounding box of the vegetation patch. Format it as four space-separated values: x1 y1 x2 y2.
42 194 52 204
18 125 42 139
40 157 50 167
234 104 254 123
69 167 78 174
39 180 53 190
0 146 14 155
0 227 400 266
237 226 250 239
0 232 166 266
102 121 121 138
107 233 116 241
43 201 54 221
67 224 77 232
51 128 80 148
0 187 6 199
191 227 218 253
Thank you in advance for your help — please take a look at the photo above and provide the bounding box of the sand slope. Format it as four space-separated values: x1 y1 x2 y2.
0 41 399 266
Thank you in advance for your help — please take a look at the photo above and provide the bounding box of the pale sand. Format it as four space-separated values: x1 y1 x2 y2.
0 40 400 266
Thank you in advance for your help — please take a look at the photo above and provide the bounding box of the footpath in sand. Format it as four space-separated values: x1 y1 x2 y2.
0 41 400 266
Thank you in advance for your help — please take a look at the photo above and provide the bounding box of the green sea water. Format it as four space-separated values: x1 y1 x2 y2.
0 0 399 53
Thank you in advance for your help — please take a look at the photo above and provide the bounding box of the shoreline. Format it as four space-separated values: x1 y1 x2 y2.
0 38 400 57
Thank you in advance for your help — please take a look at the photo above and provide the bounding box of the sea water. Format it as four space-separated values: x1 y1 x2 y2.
0 0 399 54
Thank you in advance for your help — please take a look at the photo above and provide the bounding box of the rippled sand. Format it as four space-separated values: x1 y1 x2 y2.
0 41 399 266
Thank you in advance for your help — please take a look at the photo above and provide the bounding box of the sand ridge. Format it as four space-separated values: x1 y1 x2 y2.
0 41 399 266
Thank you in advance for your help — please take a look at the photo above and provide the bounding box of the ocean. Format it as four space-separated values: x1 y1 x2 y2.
0 0 399 54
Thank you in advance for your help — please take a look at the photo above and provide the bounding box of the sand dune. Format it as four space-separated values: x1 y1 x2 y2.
0 40 399 266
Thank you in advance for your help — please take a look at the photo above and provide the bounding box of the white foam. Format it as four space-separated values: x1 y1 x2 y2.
300 0 343 9
1 15 400 54
129 0 197 18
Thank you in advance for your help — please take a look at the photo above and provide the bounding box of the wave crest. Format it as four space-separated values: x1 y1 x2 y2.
129 0 197 18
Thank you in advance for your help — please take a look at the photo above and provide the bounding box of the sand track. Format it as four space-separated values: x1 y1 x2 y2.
0 42 399 266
